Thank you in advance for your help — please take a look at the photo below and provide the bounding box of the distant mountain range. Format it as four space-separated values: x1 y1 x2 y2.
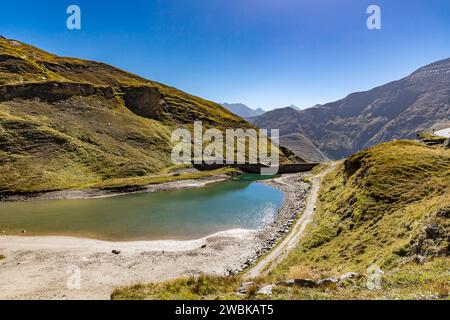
252 58 450 161
285 104 301 111
221 103 265 119
222 103 304 120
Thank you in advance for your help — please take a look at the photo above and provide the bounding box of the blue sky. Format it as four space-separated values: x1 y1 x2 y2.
1 0 449 110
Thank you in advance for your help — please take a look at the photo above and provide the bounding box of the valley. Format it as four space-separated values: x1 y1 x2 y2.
0 36 448 301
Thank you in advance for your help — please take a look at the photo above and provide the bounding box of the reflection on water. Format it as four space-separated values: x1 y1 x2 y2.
0 178 284 241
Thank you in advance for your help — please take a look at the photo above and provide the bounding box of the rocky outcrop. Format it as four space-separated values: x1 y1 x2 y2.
237 272 363 296
256 284 275 296
406 206 450 259
120 86 162 120
417 132 449 147
0 81 114 102
0 81 164 122
0 54 44 84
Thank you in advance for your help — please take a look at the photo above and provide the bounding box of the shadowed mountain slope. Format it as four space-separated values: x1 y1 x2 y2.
251 107 329 163
221 103 265 119
253 58 450 159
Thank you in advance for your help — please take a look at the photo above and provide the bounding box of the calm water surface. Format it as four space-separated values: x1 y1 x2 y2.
0 178 284 241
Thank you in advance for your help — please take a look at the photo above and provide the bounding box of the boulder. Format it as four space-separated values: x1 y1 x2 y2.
121 86 162 120
338 272 361 282
294 278 318 288
278 278 318 288
257 284 276 296
414 254 426 264
317 278 338 287
425 224 440 239
278 279 295 287
237 282 257 294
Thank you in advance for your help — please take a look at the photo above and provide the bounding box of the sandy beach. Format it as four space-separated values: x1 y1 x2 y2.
0 173 310 300
0 230 258 300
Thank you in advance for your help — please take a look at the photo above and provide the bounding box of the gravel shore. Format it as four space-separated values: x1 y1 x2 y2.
0 174 230 202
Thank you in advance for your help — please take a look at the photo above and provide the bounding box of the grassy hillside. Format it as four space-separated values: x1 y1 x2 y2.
0 37 289 194
270 141 449 299
268 140 449 277
113 140 449 300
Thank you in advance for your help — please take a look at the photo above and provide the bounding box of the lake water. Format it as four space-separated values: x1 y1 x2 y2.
0 178 284 241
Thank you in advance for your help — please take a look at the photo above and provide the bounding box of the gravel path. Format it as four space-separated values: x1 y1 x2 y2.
244 163 336 279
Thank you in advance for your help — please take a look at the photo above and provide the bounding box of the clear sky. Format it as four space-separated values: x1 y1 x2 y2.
1 0 449 110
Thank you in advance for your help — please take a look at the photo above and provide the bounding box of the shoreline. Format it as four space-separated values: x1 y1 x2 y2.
229 173 310 275
0 229 257 253
0 172 311 300
0 174 230 202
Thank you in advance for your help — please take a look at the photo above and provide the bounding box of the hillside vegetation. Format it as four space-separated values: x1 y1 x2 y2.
271 140 449 271
113 140 449 300
0 37 290 194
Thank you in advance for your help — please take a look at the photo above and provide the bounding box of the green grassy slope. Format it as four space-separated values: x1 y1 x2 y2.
274 140 449 274
112 141 449 300
0 37 289 194
0 37 243 126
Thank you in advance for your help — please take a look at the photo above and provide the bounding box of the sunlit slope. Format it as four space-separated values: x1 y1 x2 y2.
276 140 449 274
0 37 289 194
111 140 449 300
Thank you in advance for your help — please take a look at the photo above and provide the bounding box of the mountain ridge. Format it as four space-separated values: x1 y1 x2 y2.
253 57 450 159
221 102 265 119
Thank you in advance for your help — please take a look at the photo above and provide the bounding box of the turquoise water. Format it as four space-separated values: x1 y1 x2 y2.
0 179 284 241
